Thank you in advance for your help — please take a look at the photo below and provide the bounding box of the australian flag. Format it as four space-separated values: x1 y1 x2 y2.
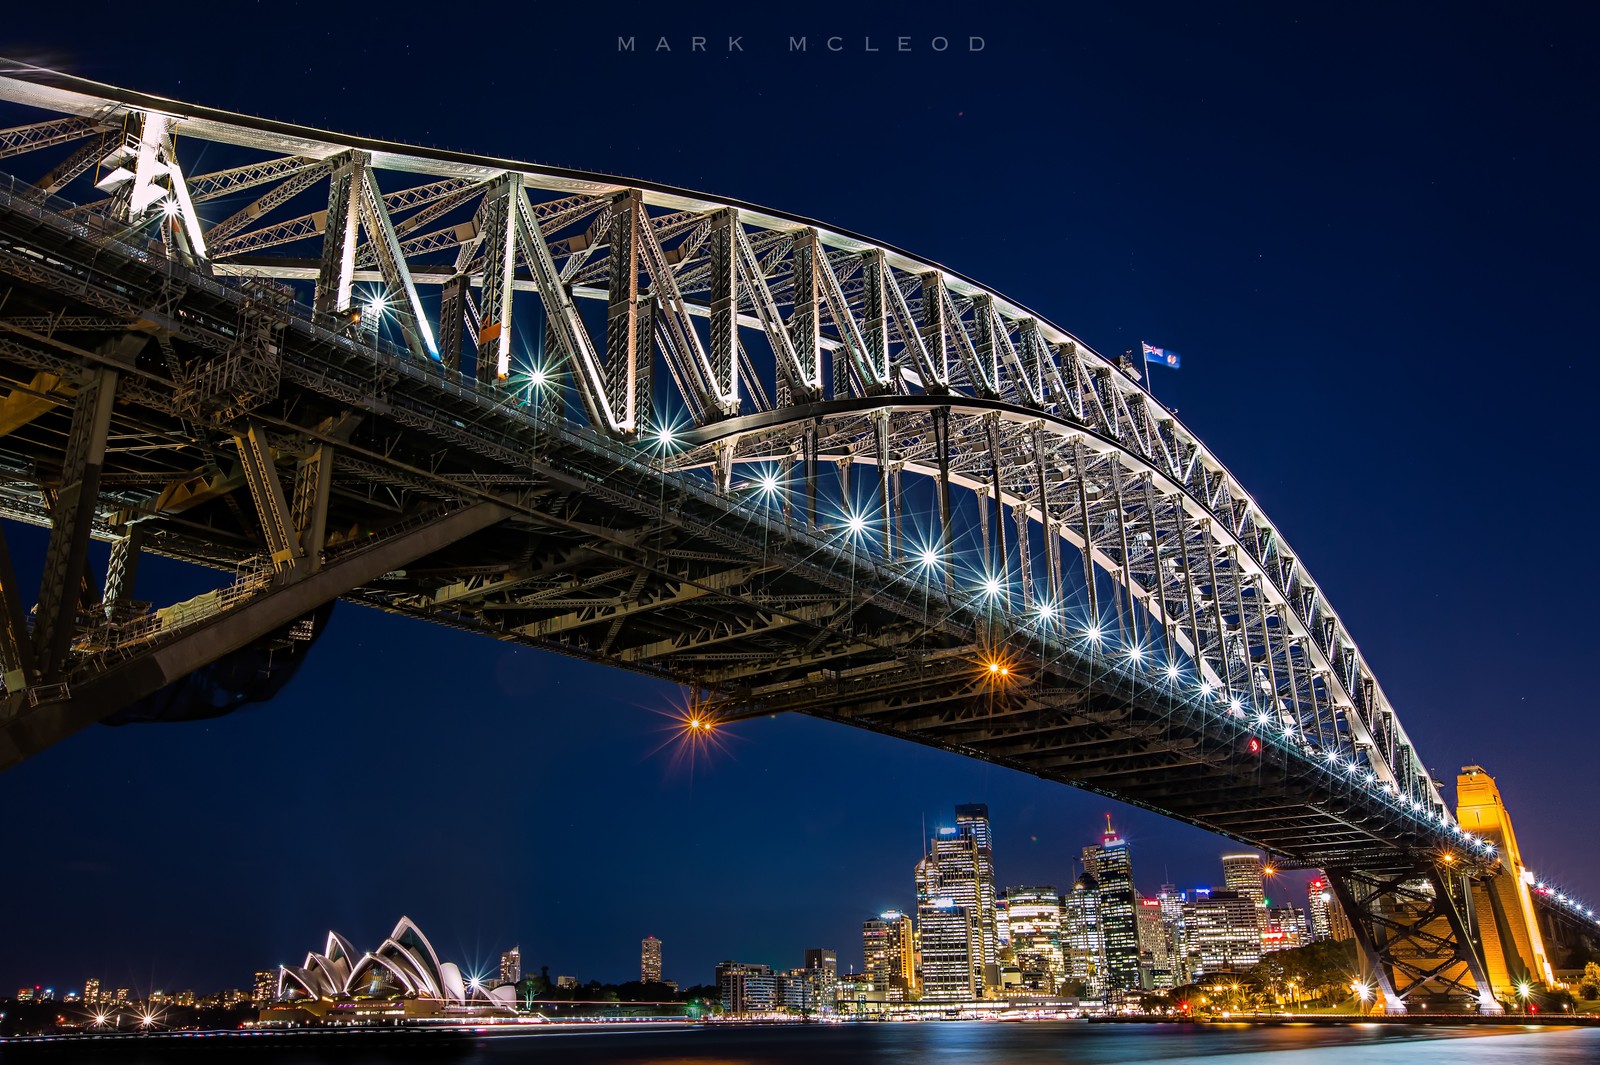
1141 341 1181 369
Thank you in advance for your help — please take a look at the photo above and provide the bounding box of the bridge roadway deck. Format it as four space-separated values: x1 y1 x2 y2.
0 178 1465 874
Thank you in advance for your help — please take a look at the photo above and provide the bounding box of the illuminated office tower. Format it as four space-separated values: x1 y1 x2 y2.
1090 818 1140 995
1307 876 1334 941
1136 897 1175 989
82 978 100 1005
251 970 276 1004
863 911 917 1000
1157 885 1190 982
917 901 979 1001
1182 890 1261 976
641 935 663 983
1062 873 1105 996
499 945 522 986
1004 886 1065 991
916 810 992 993
953 804 998 982
1221 852 1268 931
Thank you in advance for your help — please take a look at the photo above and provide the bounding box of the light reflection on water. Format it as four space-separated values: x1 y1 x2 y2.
55 1022 1600 1065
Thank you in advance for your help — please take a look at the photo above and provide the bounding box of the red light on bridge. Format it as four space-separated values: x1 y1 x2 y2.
1247 737 1262 755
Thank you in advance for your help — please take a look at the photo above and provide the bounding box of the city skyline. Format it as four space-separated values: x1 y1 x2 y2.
0 0 1594 1004
9 805 1315 997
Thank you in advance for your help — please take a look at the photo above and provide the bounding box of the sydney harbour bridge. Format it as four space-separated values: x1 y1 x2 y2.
0 59 1589 1014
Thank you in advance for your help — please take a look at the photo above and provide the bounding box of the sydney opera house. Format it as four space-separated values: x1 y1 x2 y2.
262 917 519 1025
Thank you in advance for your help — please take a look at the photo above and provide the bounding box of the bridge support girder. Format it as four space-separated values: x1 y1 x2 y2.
1326 863 1503 1015
0 501 512 771
33 365 118 681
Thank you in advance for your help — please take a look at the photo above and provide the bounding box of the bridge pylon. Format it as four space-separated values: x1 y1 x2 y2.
1455 765 1555 999
1325 860 1501 1014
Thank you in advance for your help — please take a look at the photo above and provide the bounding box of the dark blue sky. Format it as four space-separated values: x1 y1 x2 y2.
2 1 1597 995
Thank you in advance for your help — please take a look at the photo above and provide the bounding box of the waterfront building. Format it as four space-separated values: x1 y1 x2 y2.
270 916 518 1023
716 961 778 1015
1063 873 1105 996
499 946 521 987
1004 886 1065 992
803 948 838 1013
114 988 130 1004
1182 890 1261 976
252 970 276 1005
835 971 889 1015
1089 818 1140 996
82 978 100 1005
641 935 662 983
916 901 979 1001
862 910 917 1001
556 975 578 989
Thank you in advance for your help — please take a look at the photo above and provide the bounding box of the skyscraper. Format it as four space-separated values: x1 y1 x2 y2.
954 803 999 983
82 978 100 1005
863 910 917 1001
1004 886 1065 992
1157 885 1190 983
1091 817 1140 996
499 945 522 987
1307 876 1334 941
1221 852 1268 935
641 935 662 983
1062 873 1105 997
914 805 996 997
251 970 276 1005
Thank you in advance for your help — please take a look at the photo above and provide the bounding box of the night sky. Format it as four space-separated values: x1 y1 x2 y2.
1 2 1596 996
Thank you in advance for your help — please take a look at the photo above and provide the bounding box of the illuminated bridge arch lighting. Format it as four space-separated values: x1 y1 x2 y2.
916 546 943 570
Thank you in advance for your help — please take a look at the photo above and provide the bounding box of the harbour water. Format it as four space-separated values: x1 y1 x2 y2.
29 1021 1600 1064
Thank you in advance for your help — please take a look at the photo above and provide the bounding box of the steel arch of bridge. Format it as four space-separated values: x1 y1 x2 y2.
0 60 1448 822
0 59 1571 1011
